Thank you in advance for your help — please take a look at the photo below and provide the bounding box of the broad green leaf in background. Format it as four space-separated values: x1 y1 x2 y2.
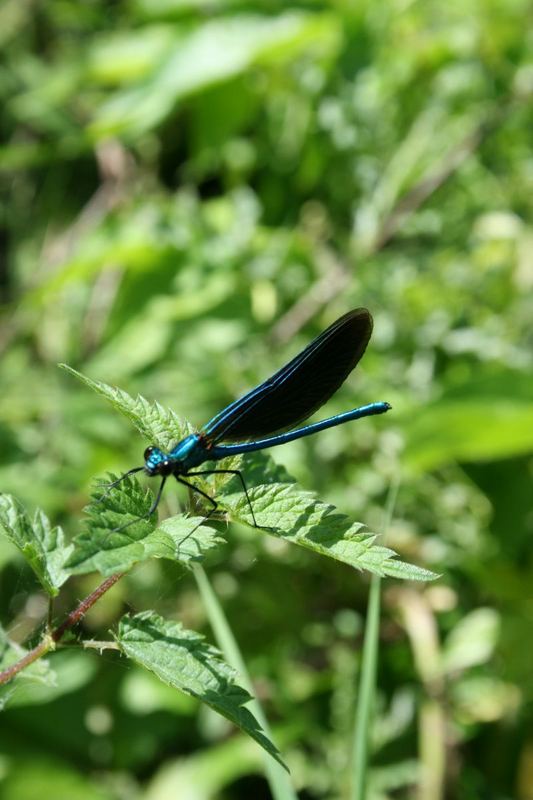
402 368 533 471
85 284 236 381
0 495 72 595
450 675 521 725
0 757 115 800
117 611 286 769
143 734 271 800
90 13 340 138
29 204 179 299
442 608 500 673
88 26 177 86
67 476 222 576
403 399 533 472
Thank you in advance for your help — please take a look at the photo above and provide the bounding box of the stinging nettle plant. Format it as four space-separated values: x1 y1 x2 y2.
0 366 436 770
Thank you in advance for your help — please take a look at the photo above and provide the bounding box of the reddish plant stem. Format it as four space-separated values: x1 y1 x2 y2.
0 572 125 686
52 572 124 641
0 638 51 686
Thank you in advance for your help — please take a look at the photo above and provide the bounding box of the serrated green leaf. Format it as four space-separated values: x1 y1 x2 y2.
0 495 72 595
59 364 192 450
117 611 286 770
218 475 436 582
0 623 55 710
66 476 223 576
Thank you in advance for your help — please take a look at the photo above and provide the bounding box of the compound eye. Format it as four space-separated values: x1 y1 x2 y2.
161 460 172 475
144 445 155 460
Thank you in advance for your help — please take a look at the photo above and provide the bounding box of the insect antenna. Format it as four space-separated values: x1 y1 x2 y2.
97 466 144 503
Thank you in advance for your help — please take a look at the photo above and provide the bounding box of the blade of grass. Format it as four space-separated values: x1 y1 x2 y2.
193 564 297 800
350 476 400 800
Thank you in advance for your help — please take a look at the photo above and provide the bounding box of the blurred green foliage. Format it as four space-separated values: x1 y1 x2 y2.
1 0 532 797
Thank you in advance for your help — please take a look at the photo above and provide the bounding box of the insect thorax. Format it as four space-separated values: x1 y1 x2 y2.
169 433 207 472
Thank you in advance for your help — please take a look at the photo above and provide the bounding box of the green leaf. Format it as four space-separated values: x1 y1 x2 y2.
403 399 533 472
90 14 339 138
133 0 240 19
0 756 115 800
88 26 176 86
66 476 222 577
0 623 55 710
218 468 436 582
60 363 192 450
0 495 72 595
117 611 287 770
442 608 500 673
450 675 519 724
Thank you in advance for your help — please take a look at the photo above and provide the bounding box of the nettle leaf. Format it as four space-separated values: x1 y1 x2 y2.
66 476 222 577
60 363 192 450
0 623 55 710
217 463 436 582
117 611 286 769
0 495 72 595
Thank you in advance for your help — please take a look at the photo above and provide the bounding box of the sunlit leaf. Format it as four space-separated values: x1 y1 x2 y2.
442 608 500 673
0 495 71 595
67 476 222 576
90 14 339 138
219 475 435 581
117 611 286 769
403 399 533 471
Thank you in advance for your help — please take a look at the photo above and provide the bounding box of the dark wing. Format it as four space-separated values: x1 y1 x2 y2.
202 308 373 443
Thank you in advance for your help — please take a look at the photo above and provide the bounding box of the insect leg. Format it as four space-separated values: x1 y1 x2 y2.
175 476 219 546
111 475 166 534
176 475 218 514
186 469 262 529
146 475 167 517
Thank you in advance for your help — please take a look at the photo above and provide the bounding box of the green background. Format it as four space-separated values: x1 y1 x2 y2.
1 0 532 797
